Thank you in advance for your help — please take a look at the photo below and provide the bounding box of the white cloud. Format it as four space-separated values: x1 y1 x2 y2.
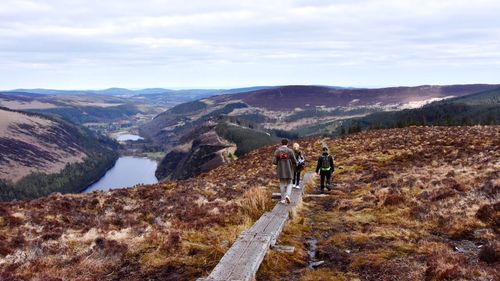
0 0 499 89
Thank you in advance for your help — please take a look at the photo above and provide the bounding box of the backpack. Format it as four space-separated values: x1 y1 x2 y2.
321 154 331 171
297 155 305 167
278 149 289 160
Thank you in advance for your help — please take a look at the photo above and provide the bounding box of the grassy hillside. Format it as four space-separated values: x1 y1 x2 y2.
141 84 500 146
0 126 498 280
0 107 118 201
155 121 279 180
0 92 143 124
305 87 500 136
211 84 500 110
215 122 279 156
31 103 140 124
140 101 249 147
259 126 499 280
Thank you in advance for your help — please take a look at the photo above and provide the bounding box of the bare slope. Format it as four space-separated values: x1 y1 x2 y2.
0 93 141 124
0 108 118 201
0 126 498 280
0 108 86 182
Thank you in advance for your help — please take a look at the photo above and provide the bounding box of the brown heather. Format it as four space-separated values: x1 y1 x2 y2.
259 126 499 281
0 126 499 280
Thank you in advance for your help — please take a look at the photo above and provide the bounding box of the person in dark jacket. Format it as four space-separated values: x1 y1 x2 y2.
292 142 305 188
315 146 334 193
273 139 297 204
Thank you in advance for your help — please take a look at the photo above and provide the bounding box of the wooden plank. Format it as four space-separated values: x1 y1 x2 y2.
207 233 254 280
271 245 295 253
246 212 274 234
304 194 329 198
228 235 272 280
263 212 288 246
271 193 282 199
199 173 315 281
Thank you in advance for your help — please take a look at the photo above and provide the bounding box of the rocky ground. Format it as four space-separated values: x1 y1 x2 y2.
0 126 498 280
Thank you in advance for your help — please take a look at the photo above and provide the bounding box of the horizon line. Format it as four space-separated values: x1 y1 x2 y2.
2 82 500 92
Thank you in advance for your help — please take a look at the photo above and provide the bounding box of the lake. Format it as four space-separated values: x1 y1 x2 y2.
116 134 144 141
83 156 158 192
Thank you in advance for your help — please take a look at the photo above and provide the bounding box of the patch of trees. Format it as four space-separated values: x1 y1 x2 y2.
270 129 299 140
29 103 139 124
0 151 117 201
338 102 499 135
148 102 250 144
202 103 248 122
284 107 377 122
215 123 278 156
169 100 207 115
0 107 120 201
235 113 270 124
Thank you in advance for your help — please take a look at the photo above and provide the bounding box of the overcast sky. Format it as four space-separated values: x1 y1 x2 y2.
1 0 499 90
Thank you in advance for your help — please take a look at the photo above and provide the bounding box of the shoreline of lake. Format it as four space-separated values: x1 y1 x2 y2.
82 156 158 193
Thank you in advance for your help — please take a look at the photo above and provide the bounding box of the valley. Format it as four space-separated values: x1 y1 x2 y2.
0 107 117 201
0 125 497 280
1 84 499 201
142 84 500 182
3 2 498 280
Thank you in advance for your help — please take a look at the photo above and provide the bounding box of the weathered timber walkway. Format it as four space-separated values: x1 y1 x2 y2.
199 172 314 281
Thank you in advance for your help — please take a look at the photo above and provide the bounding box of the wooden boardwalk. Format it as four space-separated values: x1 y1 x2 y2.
199 173 314 281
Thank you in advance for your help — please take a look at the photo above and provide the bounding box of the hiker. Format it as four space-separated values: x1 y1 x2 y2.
315 146 334 193
273 139 297 204
292 143 305 188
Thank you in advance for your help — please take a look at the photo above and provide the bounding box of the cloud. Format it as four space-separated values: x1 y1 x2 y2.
0 0 499 89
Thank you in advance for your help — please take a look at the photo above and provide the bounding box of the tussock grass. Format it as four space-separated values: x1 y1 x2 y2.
239 186 273 220
258 126 500 280
1 126 498 280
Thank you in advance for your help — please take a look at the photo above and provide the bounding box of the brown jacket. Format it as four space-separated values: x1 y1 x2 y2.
273 146 297 179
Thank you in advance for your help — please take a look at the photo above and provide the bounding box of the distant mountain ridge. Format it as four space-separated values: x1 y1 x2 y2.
141 84 500 146
211 84 500 110
7 86 277 97
141 83 500 181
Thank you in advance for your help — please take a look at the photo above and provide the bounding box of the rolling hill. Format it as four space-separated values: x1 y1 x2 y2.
141 84 500 146
333 87 500 135
155 121 279 180
0 87 278 126
0 126 497 280
0 92 142 124
0 107 117 201
141 84 500 181
210 84 500 110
